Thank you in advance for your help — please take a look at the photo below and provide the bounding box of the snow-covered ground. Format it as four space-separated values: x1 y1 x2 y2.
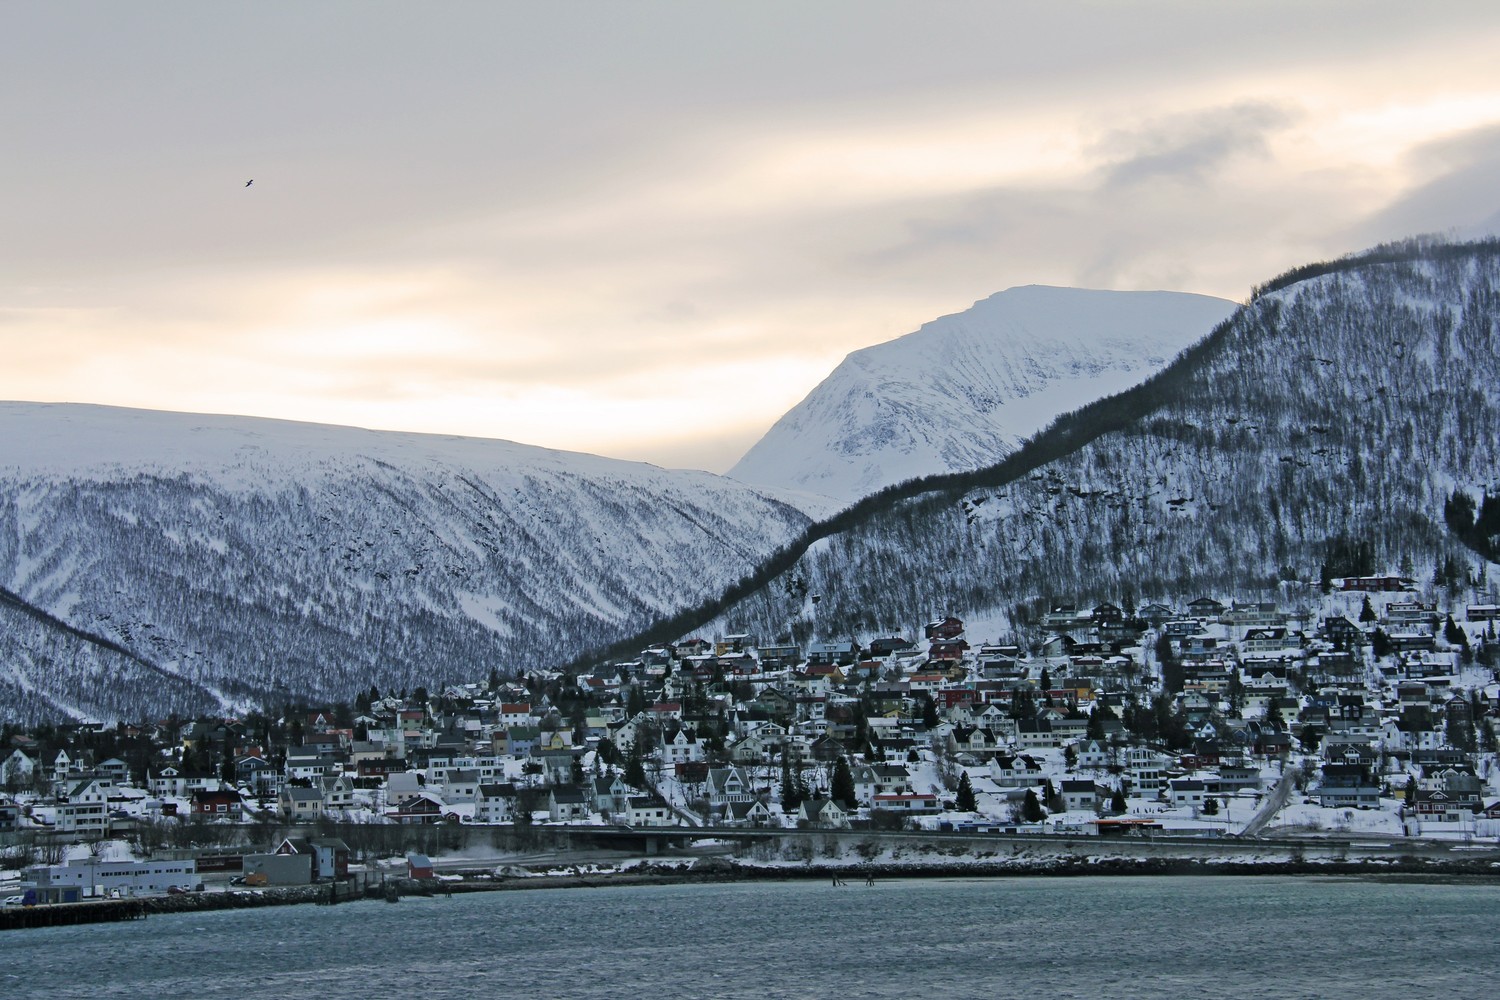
729 285 1236 503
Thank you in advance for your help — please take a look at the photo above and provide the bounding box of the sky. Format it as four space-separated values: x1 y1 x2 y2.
4 2 1500 473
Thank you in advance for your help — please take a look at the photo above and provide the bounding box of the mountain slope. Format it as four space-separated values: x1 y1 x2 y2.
727 285 1237 504
649 240 1500 651
0 404 835 722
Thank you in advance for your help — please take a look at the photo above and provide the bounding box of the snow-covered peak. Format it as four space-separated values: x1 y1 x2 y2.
727 285 1237 504
0 402 836 721
0 403 736 499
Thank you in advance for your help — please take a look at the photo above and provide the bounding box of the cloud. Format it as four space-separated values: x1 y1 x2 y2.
1091 101 1300 190
1346 122 1500 243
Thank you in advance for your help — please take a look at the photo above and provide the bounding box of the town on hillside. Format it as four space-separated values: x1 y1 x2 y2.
4 576 1500 901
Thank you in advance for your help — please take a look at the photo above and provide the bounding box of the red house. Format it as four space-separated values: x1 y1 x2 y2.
191 787 244 818
925 617 965 640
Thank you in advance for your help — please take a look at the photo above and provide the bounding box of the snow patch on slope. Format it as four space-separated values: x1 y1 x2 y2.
728 285 1237 504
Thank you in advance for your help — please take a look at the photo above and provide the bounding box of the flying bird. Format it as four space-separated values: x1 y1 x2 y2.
244 179 253 187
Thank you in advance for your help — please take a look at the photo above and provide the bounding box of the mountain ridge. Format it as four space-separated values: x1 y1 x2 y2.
0 403 835 722
592 237 1500 661
727 285 1237 504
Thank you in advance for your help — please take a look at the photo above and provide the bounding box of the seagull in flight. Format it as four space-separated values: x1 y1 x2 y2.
244 179 254 187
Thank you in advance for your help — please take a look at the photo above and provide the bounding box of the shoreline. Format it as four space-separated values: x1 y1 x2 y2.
140 853 1500 904
7 853 1499 929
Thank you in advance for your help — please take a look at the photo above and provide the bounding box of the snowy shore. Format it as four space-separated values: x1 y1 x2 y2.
152 853 1500 913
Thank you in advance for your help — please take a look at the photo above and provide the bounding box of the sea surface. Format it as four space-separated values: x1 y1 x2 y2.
4 875 1497 999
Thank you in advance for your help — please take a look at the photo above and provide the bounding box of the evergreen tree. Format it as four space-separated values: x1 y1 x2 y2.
780 755 804 812
1110 786 1127 814
830 756 856 809
955 771 977 812
1444 615 1469 649
920 693 939 729
1227 667 1245 714
1263 697 1285 728
1022 788 1044 822
1359 596 1377 624
1156 633 1184 693
1086 707 1106 742
1044 779 1063 813
623 740 648 789
596 736 620 766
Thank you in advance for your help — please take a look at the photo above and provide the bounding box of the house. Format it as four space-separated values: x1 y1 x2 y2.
929 638 970 662
548 784 592 822
727 798 774 826
389 792 446 824
236 755 282 797
729 734 770 764
276 836 350 880
1139 603 1176 627
95 757 131 785
318 772 355 809
626 793 676 826
533 750 577 785
1016 718 1057 749
807 641 859 667
852 763 911 807
1322 616 1364 646
1409 788 1468 823
440 768 483 803
279 786 326 824
1076 739 1113 770
1059 779 1102 813
1168 779 1211 809
1341 575 1412 592
662 728 703 765
868 637 914 658
925 617 965 640
191 786 244 819
2 749 36 789
1241 628 1303 654
798 797 851 828
591 774 631 816
706 767 754 808
406 852 434 879
1123 747 1171 792
1316 763 1380 808
1187 597 1226 619
990 754 1045 788
54 779 110 835
871 792 939 814
474 783 520 824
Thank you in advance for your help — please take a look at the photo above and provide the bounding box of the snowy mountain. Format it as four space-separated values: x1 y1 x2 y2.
0 404 835 722
727 285 1237 504
620 239 1500 655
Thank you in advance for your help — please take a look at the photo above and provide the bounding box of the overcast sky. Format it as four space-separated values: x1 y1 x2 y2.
5 2 1500 472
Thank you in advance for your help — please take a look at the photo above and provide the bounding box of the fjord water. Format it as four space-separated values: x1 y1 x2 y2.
6 876 1497 999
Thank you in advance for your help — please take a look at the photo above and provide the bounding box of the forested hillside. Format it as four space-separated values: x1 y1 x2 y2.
646 239 1500 651
0 406 828 722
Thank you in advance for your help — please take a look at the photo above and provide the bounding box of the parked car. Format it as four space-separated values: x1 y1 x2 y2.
2 895 25 907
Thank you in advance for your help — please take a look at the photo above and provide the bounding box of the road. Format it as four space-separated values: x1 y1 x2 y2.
1237 767 1294 837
